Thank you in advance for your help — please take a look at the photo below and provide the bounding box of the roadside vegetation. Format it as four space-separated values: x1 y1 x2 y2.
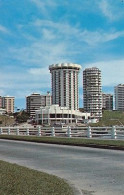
0 160 74 195
0 135 124 150
0 115 15 127
91 110 124 127
0 111 29 127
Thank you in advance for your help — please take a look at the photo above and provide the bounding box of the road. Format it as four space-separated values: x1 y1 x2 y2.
0 139 124 195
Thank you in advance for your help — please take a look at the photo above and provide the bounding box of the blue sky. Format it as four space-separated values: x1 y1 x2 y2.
0 0 124 109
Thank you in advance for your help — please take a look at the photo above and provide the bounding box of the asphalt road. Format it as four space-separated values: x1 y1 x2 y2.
0 139 124 195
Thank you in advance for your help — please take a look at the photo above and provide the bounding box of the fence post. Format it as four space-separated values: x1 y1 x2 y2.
8 127 10 135
67 126 71 138
111 126 117 139
51 127 55 137
0 127 3 135
87 126 92 138
38 126 41 137
16 128 19 136
26 128 29 136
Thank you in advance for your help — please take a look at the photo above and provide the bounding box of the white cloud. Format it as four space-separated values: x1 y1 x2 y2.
80 30 124 46
9 40 70 67
85 59 124 87
30 0 57 8
0 24 9 33
99 0 114 21
98 0 123 21
32 19 124 46
30 0 57 16
28 67 49 75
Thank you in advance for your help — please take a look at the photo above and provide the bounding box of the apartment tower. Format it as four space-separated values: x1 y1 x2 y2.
26 92 51 117
114 84 124 111
83 67 102 118
2 96 15 113
102 93 113 110
49 63 81 110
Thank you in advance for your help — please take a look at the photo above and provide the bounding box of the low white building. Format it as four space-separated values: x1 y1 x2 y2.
0 108 6 115
35 104 91 125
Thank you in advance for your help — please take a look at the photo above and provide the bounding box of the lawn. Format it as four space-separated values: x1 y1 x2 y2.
0 135 124 150
91 110 124 126
0 160 74 195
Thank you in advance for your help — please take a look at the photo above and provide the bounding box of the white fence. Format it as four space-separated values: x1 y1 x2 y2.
0 126 124 140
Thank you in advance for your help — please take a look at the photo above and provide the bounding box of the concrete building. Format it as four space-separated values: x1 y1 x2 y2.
102 93 113 110
2 96 15 113
49 63 81 110
83 67 102 118
0 96 2 108
115 84 124 111
26 92 51 117
35 104 91 125
0 108 6 115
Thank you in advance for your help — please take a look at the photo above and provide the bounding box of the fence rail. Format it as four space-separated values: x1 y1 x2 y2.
0 126 124 140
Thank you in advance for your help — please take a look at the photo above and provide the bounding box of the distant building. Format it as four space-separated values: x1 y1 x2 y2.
26 92 51 117
0 96 2 108
0 108 6 115
114 84 124 111
83 67 102 118
102 93 113 110
2 96 15 113
35 104 91 125
49 63 81 110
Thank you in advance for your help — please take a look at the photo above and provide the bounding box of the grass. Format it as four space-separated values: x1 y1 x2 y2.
91 110 124 126
0 160 74 195
0 135 124 149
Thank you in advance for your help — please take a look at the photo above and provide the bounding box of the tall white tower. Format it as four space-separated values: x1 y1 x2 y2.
115 84 124 111
83 67 102 118
49 63 81 110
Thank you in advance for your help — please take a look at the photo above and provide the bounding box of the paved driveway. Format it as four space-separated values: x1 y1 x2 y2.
0 139 124 195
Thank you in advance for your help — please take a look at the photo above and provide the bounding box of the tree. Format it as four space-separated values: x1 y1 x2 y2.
16 110 29 123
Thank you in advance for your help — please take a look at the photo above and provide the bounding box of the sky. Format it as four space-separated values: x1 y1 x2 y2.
0 0 124 110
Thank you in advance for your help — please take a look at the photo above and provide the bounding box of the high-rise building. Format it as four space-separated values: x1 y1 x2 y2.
114 84 124 111
2 96 15 113
102 93 113 110
26 92 51 117
83 67 102 118
49 63 81 110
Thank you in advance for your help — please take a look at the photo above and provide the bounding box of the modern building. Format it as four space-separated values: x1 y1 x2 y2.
83 67 102 118
2 96 15 113
114 84 124 111
35 104 91 125
102 93 113 110
26 92 51 117
49 63 81 110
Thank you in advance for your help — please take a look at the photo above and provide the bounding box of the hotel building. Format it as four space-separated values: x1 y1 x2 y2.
49 63 81 110
115 84 124 111
26 92 51 117
83 67 102 118
35 63 92 125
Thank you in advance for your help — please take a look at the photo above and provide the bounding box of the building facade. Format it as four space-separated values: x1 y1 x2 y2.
49 63 81 110
35 104 91 125
26 92 51 117
115 84 124 111
83 67 102 118
102 93 113 110
0 96 2 108
2 96 15 113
